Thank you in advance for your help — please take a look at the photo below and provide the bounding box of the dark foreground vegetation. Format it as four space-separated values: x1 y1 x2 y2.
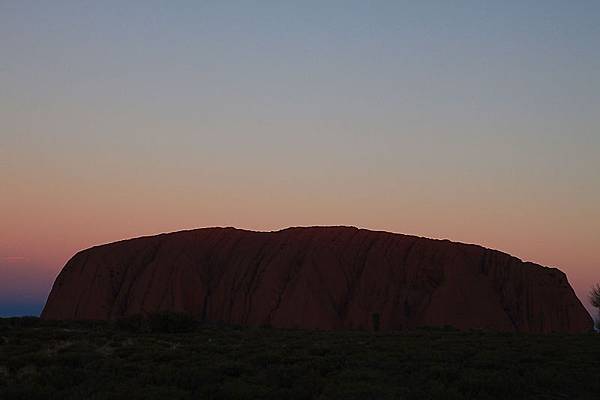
1 314 599 400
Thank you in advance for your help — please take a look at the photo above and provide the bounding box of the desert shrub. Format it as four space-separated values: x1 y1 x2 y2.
590 284 600 330
371 313 380 332
590 284 600 308
0 317 40 329
146 311 196 333
113 314 145 332
112 312 196 333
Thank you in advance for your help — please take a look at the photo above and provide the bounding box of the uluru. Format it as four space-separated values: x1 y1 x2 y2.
41 227 593 333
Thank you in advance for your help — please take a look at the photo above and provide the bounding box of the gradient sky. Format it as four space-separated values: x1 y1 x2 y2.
1 1 599 318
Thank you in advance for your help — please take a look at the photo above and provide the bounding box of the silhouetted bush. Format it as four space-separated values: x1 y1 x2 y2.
0 316 40 328
371 313 380 332
114 312 196 333
146 311 196 333
114 314 145 332
591 284 600 330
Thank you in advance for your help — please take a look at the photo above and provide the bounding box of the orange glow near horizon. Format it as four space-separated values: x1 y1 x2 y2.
2 181 599 317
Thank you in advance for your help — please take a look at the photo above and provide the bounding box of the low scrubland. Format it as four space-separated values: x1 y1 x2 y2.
1 314 598 399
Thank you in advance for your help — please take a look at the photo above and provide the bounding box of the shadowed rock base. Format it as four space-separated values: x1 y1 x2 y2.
42 227 592 333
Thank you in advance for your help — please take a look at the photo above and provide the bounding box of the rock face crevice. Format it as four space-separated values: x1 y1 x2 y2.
41 227 593 333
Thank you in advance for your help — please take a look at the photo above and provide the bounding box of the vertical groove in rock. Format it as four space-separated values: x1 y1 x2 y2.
72 253 91 318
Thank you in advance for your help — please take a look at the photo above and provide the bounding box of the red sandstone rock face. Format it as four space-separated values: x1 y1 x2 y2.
41 227 592 332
